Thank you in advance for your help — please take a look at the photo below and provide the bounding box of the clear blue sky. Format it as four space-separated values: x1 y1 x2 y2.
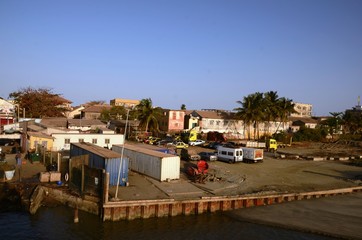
1 0 361 116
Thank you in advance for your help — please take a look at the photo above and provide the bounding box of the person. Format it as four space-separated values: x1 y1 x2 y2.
15 151 22 181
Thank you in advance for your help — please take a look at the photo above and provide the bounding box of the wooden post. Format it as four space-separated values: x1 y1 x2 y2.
81 165 85 194
42 147 46 165
103 171 109 204
69 158 72 182
50 151 52 165
57 152 61 172
74 208 79 223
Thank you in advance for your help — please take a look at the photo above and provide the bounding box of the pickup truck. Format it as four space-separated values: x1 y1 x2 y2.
180 148 201 161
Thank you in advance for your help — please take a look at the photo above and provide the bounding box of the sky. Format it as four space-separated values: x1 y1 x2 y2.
1 0 361 116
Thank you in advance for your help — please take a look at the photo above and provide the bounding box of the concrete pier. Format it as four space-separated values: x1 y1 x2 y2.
101 186 362 221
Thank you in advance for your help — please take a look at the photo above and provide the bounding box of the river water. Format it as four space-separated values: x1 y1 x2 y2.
0 206 336 240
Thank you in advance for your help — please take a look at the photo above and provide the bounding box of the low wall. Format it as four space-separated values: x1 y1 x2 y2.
102 186 362 221
29 185 99 216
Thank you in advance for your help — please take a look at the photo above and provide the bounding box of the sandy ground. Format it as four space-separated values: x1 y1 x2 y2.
2 141 361 198
105 141 362 201
178 142 362 196
227 192 362 239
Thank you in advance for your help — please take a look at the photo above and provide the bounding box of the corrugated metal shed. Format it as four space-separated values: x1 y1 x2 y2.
70 142 128 186
112 144 180 182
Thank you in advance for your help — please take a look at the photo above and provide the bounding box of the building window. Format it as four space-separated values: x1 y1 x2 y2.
65 139 70 144
210 120 214 126
173 112 177 120
105 139 110 144
92 139 97 144
79 139 84 143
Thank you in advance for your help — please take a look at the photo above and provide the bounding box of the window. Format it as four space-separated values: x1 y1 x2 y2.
65 139 70 144
221 151 227 155
173 112 177 120
92 139 97 144
227 152 233 156
210 120 214 126
105 139 110 144
79 139 84 143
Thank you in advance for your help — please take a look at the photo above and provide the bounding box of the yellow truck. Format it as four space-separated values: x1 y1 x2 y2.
266 139 278 152
266 137 292 152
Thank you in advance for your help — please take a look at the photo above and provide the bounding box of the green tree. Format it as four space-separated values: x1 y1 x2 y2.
9 87 68 118
180 104 186 110
234 92 264 139
100 106 127 121
135 98 163 133
343 110 362 134
275 97 296 133
235 91 296 139
263 91 280 135
320 112 343 139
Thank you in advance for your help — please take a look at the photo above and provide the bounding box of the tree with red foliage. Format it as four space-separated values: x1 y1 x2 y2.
9 87 68 118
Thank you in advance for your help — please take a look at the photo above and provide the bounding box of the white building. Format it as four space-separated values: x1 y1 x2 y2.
51 133 125 151
291 102 313 118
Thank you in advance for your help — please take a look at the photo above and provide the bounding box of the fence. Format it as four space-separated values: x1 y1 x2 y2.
69 154 103 197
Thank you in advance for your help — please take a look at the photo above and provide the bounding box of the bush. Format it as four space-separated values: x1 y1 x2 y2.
293 127 328 142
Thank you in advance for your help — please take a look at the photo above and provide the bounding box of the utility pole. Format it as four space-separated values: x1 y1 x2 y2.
114 109 130 199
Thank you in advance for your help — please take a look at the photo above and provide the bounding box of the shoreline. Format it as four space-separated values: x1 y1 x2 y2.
227 192 362 240
2 181 362 239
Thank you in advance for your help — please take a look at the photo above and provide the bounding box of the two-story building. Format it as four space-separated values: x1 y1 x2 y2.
110 98 140 109
185 110 245 140
81 105 111 120
291 102 313 118
159 109 186 134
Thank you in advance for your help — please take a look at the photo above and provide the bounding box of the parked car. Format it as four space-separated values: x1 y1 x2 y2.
168 141 189 149
148 137 161 145
180 148 201 161
156 138 174 146
189 139 206 146
205 141 222 149
198 152 218 161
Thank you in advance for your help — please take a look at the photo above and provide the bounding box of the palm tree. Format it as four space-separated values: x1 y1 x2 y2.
275 97 296 133
263 91 280 136
234 92 264 139
320 112 343 139
135 98 163 134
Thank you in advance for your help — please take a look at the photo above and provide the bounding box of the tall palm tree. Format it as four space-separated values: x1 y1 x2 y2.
135 98 163 134
275 97 296 133
234 92 264 139
263 91 280 136
321 112 343 138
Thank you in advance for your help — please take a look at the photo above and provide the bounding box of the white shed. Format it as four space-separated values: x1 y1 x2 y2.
112 144 180 181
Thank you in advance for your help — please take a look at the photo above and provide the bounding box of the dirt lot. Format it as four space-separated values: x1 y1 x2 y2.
182 141 362 196
2 141 362 200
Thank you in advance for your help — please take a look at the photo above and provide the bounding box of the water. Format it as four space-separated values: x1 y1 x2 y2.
0 207 336 240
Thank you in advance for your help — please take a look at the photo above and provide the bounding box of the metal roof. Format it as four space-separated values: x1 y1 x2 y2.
71 142 121 159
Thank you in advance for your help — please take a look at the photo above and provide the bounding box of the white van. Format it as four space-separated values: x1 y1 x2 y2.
216 146 243 163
